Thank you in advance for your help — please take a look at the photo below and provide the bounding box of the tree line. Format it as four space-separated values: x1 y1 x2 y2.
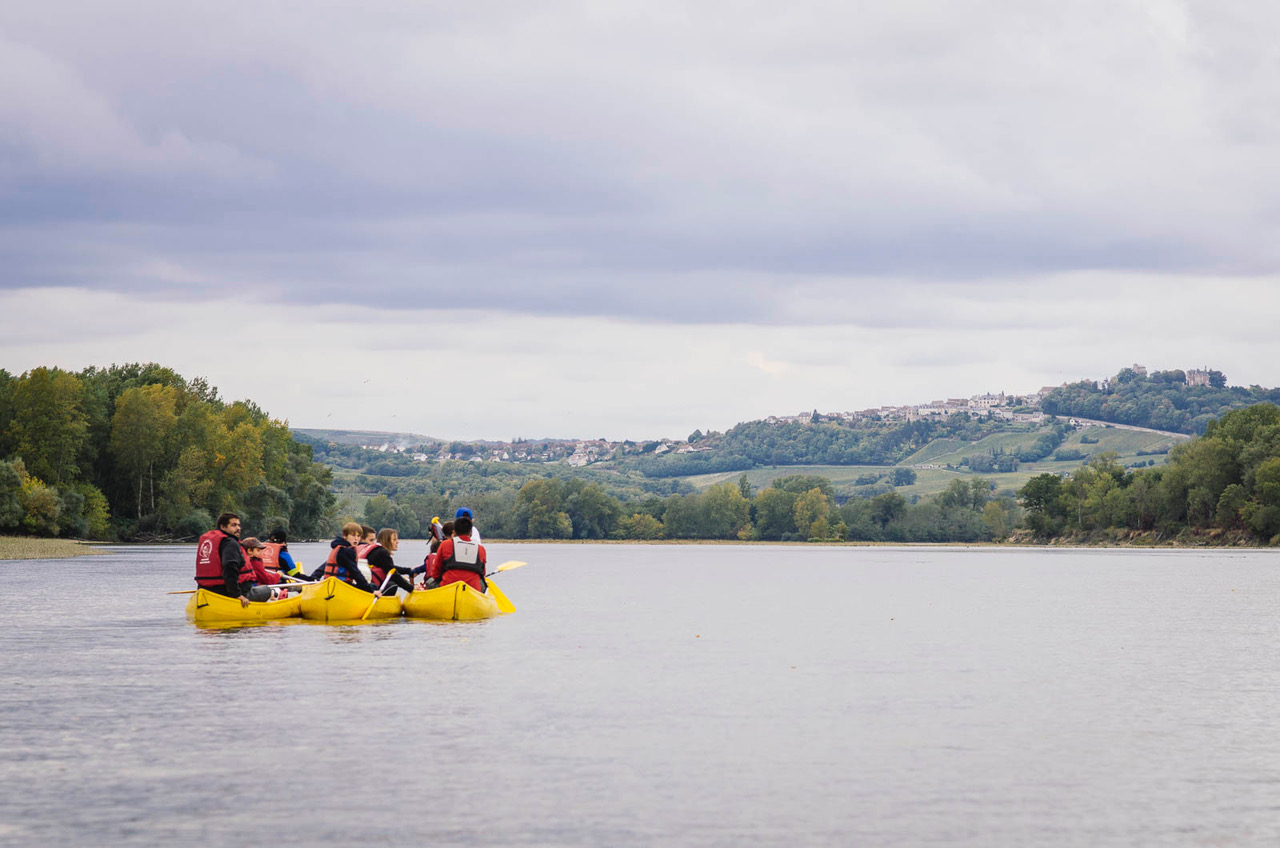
8 360 1279 547
1041 367 1280 434
0 364 336 540
1019 403 1280 542
349 405 1280 546
348 471 1020 544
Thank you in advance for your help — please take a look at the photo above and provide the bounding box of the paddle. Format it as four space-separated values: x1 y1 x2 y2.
169 578 319 595
486 579 516 614
486 560 527 576
481 560 525 614
361 568 396 621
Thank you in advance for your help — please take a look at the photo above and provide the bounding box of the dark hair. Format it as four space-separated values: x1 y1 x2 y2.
442 521 454 537
361 525 375 537
217 512 240 529
454 516 473 536
268 528 287 543
430 538 441 554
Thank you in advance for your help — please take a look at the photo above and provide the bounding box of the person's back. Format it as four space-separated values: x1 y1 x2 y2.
455 508 481 544
434 515 487 592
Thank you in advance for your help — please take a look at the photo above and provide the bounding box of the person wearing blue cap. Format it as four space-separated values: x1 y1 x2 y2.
455 507 481 543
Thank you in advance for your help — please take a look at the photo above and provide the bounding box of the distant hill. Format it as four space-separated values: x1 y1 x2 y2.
293 428 439 449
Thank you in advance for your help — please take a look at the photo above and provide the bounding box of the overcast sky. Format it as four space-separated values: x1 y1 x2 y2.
3 1 1279 440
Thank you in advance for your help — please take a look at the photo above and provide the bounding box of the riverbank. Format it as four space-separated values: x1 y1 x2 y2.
0 537 110 561
1003 528 1278 547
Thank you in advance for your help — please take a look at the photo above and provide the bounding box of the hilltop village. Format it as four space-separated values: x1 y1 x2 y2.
357 388 1051 466
346 363 1221 469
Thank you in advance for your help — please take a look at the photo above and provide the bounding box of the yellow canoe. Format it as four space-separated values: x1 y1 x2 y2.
185 588 302 624
299 576 402 622
402 581 501 621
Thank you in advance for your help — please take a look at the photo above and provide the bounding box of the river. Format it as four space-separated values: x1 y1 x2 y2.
2 543 1278 846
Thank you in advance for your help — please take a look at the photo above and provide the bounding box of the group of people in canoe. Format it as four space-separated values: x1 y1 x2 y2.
193 508 488 607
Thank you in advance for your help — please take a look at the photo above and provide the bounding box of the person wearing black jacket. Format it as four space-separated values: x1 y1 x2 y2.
204 514 273 605
319 523 376 592
367 528 415 596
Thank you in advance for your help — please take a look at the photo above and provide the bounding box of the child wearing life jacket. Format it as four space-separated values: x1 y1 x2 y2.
354 526 377 583
242 538 288 599
322 522 375 592
366 528 415 596
262 529 302 578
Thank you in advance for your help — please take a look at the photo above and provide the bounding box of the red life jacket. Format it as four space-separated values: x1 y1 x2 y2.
323 541 359 583
249 556 279 586
370 566 391 585
195 529 252 590
260 542 282 574
441 536 486 591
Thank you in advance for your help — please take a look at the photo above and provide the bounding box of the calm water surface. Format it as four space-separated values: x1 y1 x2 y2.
2 543 1279 846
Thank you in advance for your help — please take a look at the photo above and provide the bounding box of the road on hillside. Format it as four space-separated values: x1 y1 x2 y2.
1066 416 1192 439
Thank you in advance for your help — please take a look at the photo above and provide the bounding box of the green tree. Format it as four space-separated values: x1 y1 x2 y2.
0 459 23 530
752 487 798 540
616 513 664 540
771 474 835 497
364 494 393 528
982 499 1016 539
8 367 89 484
703 481 752 539
75 483 112 539
661 493 702 539
793 487 832 539
109 384 179 519
1018 473 1064 536
514 479 573 538
19 474 61 535
564 481 620 539
1215 484 1248 530
870 491 907 529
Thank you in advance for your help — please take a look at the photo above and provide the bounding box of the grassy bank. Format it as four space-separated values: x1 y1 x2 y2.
0 537 110 561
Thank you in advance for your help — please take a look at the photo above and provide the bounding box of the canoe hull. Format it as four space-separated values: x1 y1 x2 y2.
402 581 501 621
299 576 402 621
186 588 302 624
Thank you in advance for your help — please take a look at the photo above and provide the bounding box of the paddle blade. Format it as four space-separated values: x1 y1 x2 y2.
362 568 396 621
493 560 527 574
487 579 516 614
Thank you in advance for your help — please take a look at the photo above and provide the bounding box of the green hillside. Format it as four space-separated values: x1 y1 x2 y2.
687 424 1185 500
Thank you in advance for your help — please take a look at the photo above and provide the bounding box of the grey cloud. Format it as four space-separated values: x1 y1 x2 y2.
5 2 1280 324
